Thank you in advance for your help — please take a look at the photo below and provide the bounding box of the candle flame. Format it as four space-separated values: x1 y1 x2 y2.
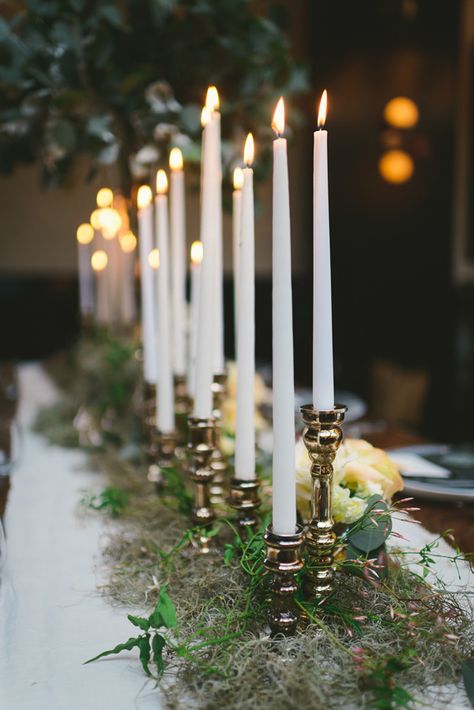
90 209 102 230
243 132 254 167
205 86 219 112
120 230 137 253
148 248 160 270
96 187 113 208
100 208 122 239
91 249 108 272
233 166 244 191
155 169 168 194
137 185 152 209
201 106 211 127
190 240 203 265
76 223 94 245
272 97 285 136
169 147 183 171
318 90 328 128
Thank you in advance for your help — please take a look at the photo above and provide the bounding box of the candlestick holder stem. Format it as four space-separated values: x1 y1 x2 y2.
174 374 190 452
210 373 228 505
143 382 158 476
187 416 217 552
300 404 347 602
148 429 177 490
264 525 304 636
229 478 261 532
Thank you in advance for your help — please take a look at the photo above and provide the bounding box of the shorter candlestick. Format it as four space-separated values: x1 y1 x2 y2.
187 416 217 552
229 478 260 531
143 382 159 480
300 404 347 602
263 525 304 636
210 372 228 504
174 374 190 450
148 429 178 490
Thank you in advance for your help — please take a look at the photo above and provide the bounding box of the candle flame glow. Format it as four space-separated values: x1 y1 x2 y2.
272 97 285 136
148 248 160 270
190 240 203 265
155 169 168 194
90 209 102 230
243 132 254 167
233 166 244 191
318 90 328 128
100 208 122 239
201 106 211 127
96 187 113 208
205 86 219 112
137 185 152 209
120 231 137 253
91 249 108 272
169 147 183 171
76 223 94 245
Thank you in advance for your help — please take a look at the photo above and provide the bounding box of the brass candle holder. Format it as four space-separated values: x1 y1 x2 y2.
174 374 190 450
148 429 177 490
210 373 228 504
264 525 304 636
143 382 158 475
300 404 347 602
229 478 261 531
187 416 217 551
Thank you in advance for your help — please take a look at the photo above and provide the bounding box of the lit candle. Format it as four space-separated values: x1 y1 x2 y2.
76 223 95 318
235 133 256 480
119 230 137 325
194 106 215 419
206 87 225 376
137 185 157 384
313 90 335 410
155 170 175 433
100 203 122 326
232 167 243 351
91 249 109 324
271 98 296 534
169 147 187 377
188 240 203 399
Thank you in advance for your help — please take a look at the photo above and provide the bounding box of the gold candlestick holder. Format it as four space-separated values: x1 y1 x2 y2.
174 374 190 451
143 382 158 475
264 525 304 636
148 429 177 490
210 373 228 504
187 416 217 551
300 404 347 602
229 478 261 532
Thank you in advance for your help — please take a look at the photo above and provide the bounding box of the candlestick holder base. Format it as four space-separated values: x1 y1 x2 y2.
300 404 347 603
263 525 304 636
210 373 228 505
174 374 190 452
229 478 261 532
187 416 217 551
148 429 177 491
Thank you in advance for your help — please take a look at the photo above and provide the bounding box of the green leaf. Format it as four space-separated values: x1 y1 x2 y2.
84 636 140 664
462 659 474 708
149 588 177 629
346 496 392 554
137 635 151 676
151 633 166 676
127 614 150 631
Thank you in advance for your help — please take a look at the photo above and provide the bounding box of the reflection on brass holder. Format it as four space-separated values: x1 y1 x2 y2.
174 374 190 450
264 525 304 636
229 478 261 531
300 404 347 602
148 429 177 490
187 416 217 552
210 373 227 504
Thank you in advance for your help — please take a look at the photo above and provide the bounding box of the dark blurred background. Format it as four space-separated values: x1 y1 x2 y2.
1 0 473 442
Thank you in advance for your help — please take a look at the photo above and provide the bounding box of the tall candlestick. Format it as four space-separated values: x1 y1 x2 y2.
188 240 203 399
155 170 175 432
313 90 335 410
271 98 296 535
205 87 225 376
137 185 157 384
232 167 243 352
119 230 137 325
169 148 187 377
235 133 256 481
194 106 215 419
91 249 109 324
76 223 95 318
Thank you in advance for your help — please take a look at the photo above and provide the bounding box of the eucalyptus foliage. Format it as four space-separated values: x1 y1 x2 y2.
0 0 307 192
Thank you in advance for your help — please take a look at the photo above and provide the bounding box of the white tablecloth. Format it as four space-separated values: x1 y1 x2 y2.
0 364 471 709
